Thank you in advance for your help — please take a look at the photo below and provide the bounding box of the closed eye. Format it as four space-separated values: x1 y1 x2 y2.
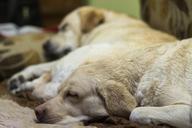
59 23 68 31
65 90 79 98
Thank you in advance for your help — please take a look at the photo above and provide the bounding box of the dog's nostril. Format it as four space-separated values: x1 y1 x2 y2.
35 107 47 122
43 41 52 51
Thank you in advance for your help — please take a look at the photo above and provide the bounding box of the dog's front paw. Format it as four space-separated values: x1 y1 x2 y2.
130 108 153 125
8 75 27 94
129 107 163 126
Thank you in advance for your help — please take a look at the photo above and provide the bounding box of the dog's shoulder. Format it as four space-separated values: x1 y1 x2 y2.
136 39 192 106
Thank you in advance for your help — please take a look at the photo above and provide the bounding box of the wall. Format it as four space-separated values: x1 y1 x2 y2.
87 0 140 18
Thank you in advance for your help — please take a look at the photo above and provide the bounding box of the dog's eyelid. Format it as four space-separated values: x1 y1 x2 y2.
59 23 68 31
98 18 105 25
65 90 79 98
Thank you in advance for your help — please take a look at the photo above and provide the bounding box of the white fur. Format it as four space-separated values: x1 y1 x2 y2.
8 43 129 100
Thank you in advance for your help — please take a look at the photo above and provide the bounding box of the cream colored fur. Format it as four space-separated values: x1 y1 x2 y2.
131 39 192 128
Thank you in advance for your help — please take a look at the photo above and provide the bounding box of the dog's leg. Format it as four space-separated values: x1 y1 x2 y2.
130 104 192 128
8 43 117 98
10 72 51 95
7 61 56 94
10 71 61 101
31 82 61 101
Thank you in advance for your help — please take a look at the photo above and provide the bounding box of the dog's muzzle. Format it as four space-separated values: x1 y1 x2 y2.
43 41 72 61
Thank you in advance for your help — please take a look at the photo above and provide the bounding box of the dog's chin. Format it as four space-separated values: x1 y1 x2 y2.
57 115 109 126
56 115 90 125
36 116 62 124
36 115 108 126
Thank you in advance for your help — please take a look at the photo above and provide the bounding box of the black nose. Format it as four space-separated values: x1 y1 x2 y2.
43 41 52 51
62 47 72 55
35 105 47 122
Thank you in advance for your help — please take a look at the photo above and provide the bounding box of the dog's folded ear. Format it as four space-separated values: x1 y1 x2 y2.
97 80 137 118
79 7 105 33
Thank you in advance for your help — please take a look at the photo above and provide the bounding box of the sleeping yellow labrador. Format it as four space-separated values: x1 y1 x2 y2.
8 6 177 100
35 39 192 128
42 6 176 60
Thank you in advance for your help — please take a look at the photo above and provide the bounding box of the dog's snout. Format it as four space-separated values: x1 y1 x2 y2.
35 105 47 122
43 41 52 51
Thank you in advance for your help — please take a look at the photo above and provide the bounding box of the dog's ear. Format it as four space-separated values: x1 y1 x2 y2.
97 80 137 118
79 8 105 33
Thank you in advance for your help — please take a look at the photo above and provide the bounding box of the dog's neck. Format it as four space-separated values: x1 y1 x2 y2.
79 11 133 46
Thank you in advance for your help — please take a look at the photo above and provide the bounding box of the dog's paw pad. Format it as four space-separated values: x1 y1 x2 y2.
9 80 18 90
18 75 26 83
8 75 26 92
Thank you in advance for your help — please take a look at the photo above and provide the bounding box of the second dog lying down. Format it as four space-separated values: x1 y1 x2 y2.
43 6 176 60
34 39 192 128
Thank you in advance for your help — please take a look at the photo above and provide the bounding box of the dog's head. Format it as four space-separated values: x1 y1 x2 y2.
34 68 137 124
43 6 105 61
